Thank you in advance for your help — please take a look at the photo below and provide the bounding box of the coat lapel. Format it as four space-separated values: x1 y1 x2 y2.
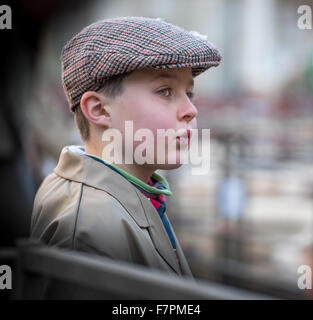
135 189 181 275
170 221 194 278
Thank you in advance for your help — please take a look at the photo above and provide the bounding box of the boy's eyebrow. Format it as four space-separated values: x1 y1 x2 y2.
151 73 194 87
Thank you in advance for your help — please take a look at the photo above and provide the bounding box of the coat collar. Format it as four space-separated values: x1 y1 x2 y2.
54 147 150 228
54 147 183 275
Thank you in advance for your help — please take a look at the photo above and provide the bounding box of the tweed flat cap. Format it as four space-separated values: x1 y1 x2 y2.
61 16 222 111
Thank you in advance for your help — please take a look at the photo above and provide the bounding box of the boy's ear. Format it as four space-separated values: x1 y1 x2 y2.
80 91 112 128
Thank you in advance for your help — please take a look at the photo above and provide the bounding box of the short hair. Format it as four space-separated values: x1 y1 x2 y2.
73 72 132 141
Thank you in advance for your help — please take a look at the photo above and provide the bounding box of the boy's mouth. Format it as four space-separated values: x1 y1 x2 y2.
176 129 191 146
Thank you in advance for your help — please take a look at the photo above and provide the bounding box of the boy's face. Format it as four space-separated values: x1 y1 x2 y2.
106 67 197 169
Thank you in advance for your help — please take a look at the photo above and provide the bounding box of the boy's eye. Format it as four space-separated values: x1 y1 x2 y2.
157 88 195 100
187 91 195 100
158 88 172 97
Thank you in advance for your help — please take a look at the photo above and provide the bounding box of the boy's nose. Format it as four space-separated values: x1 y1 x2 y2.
177 98 198 123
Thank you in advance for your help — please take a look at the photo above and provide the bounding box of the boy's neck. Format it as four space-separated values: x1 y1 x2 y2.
85 143 155 183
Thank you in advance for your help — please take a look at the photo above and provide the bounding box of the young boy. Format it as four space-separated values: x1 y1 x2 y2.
31 17 221 281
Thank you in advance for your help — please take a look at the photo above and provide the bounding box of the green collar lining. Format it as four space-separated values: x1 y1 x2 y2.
88 154 172 196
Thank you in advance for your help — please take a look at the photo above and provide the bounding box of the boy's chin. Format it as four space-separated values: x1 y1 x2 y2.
152 153 188 170
155 162 184 170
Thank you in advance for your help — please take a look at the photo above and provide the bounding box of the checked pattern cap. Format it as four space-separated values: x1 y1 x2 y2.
61 16 222 111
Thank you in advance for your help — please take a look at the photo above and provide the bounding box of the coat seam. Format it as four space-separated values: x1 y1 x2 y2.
71 182 84 250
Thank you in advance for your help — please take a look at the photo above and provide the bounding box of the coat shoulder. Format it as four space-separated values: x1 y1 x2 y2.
31 172 83 247
31 173 147 261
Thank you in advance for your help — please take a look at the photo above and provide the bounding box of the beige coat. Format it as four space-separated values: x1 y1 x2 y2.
31 147 193 279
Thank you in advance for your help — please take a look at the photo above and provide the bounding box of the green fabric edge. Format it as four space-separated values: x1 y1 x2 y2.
89 154 172 196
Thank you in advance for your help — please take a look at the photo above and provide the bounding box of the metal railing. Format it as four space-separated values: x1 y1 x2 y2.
2 238 276 300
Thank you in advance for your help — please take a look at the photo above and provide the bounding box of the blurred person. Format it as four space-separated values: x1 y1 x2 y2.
30 17 221 294
0 0 72 248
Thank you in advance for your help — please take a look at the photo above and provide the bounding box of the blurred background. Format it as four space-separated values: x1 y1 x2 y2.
1 0 313 299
